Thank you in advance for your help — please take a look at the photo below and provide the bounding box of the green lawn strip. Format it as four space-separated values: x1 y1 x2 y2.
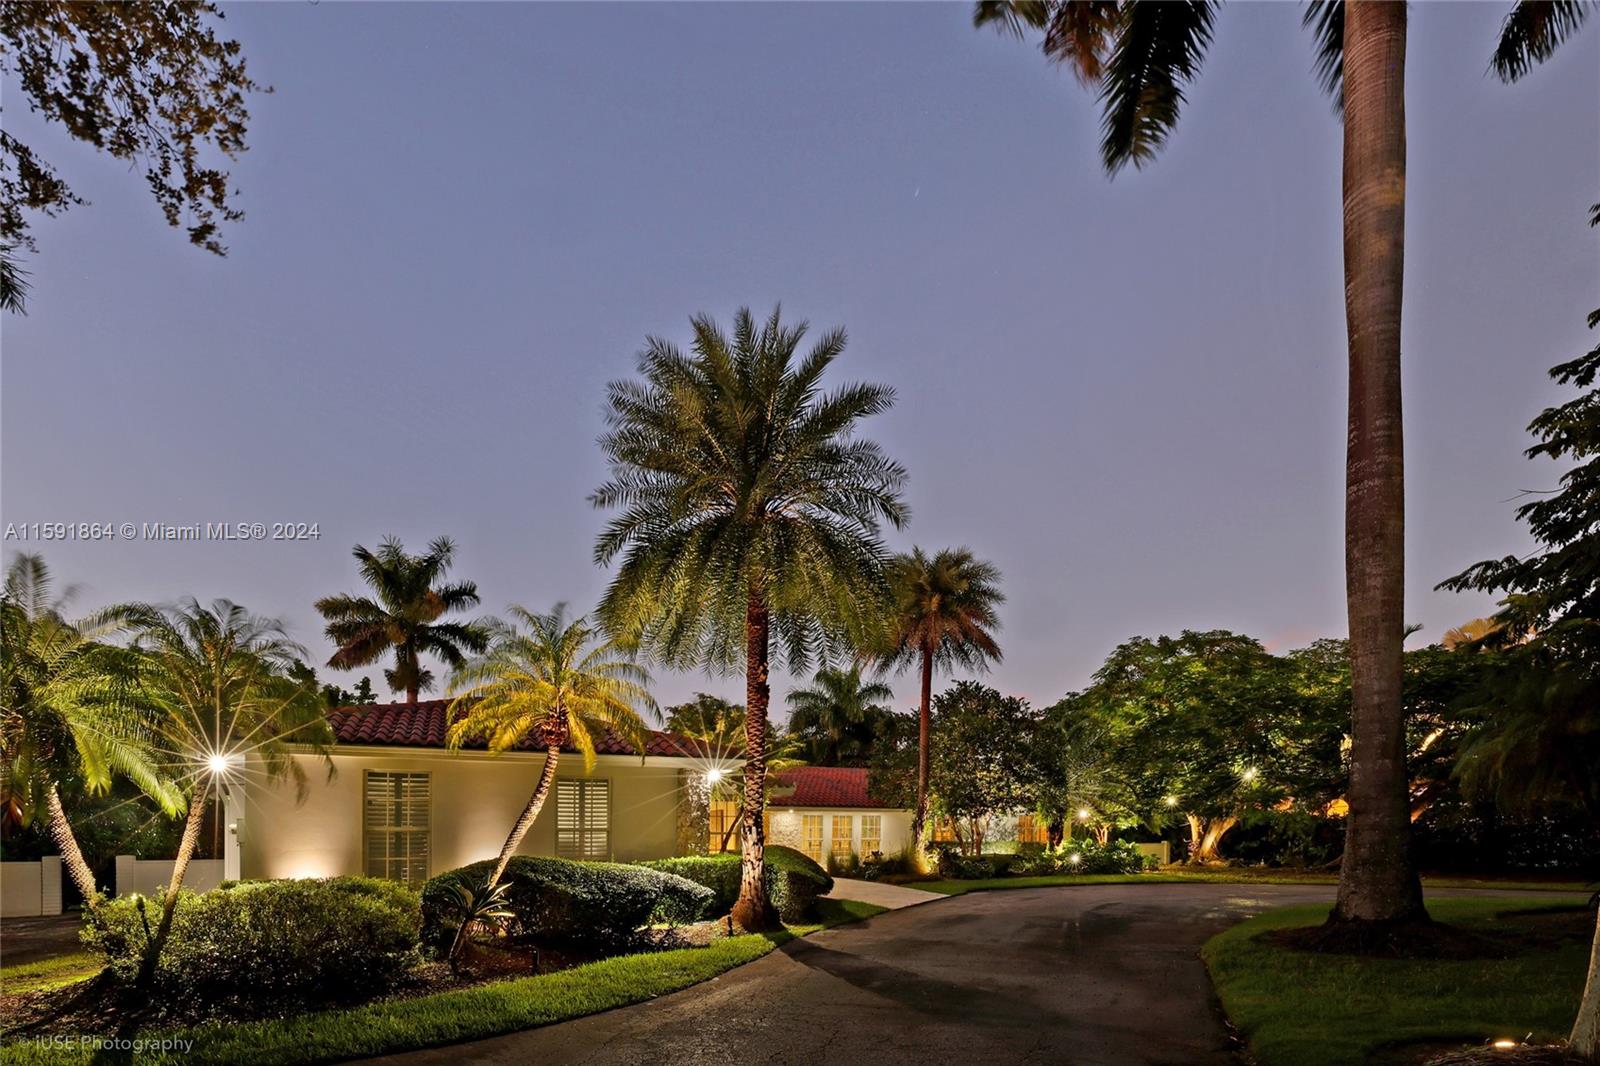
0 954 102 997
1202 897 1588 1066
917 872 1595 896
0 899 885 1066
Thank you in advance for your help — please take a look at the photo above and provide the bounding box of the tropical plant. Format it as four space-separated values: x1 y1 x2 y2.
973 0 1590 933
592 306 907 930
316 536 489 703
443 878 517 969
130 598 334 988
874 547 1003 844
785 664 896 766
0 554 179 903
443 603 655 955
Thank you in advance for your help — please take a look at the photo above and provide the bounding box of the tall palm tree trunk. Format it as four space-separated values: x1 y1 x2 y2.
1332 0 1426 929
43 781 99 905
137 781 210 989
912 642 933 846
1573 908 1600 1058
730 590 779 931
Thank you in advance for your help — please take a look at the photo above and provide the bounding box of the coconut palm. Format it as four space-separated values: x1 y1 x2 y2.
316 536 489 703
130 598 333 988
876 547 1003 844
973 0 1589 932
786 664 896 766
0 554 179 904
592 306 908 930
445 604 656 919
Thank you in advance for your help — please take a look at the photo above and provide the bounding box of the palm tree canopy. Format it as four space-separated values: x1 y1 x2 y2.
316 535 488 699
877 547 1005 674
445 604 658 773
133 598 334 805
0 554 181 820
785 664 896 766
591 306 909 672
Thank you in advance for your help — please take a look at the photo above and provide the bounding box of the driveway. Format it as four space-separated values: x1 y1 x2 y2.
367 884 1579 1066
0 915 86 966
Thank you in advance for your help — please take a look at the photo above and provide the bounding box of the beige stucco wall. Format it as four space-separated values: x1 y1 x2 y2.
239 747 686 881
766 806 914 862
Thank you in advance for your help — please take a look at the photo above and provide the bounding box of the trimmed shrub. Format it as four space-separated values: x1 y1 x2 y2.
638 845 833 923
421 856 713 952
83 877 421 1005
1010 839 1148 875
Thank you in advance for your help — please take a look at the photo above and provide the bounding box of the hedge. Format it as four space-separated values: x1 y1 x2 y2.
639 845 833 922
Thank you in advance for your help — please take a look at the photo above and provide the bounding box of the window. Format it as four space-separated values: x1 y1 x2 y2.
708 798 740 853
364 771 430 885
932 818 958 843
557 779 611 860
830 815 854 861
801 815 823 862
860 815 882 857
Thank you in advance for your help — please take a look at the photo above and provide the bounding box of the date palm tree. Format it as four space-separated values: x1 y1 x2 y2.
444 604 655 945
592 306 908 930
786 664 896 766
316 536 489 704
974 0 1589 933
130 599 333 988
0 554 179 904
876 547 1003 845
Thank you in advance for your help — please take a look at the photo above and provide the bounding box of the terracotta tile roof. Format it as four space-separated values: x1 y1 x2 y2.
325 700 710 758
769 766 899 810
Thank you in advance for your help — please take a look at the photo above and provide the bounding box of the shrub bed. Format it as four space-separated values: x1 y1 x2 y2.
83 877 421 1006
1011 839 1151 875
639 845 833 922
421 856 713 953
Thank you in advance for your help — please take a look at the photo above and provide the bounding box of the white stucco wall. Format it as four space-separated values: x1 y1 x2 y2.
766 806 913 863
240 748 685 881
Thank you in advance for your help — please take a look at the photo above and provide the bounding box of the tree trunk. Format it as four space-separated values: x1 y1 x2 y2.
136 781 209 990
1332 0 1427 929
1092 823 1111 846
1186 814 1238 864
1046 819 1064 849
730 590 779 931
449 744 561 962
1572 905 1600 1058
43 781 100 906
911 642 934 847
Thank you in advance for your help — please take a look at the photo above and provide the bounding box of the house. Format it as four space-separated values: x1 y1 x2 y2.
764 766 914 865
235 701 720 885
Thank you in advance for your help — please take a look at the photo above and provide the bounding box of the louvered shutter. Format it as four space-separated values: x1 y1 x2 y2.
364 771 430 884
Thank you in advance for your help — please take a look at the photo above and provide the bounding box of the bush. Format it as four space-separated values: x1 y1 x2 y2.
638 845 833 923
1009 839 1149 876
421 857 713 953
927 842 995 880
83 877 421 1006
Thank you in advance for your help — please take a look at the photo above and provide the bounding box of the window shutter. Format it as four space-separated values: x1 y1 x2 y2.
364 771 430 884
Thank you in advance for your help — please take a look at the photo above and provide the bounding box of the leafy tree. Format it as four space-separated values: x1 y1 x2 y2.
663 693 746 751
592 306 907 930
1023 692 1139 847
316 536 489 704
1438 205 1600 1055
444 604 655 960
130 598 333 989
875 547 1003 845
974 0 1590 931
0 554 179 903
0 3 264 313
785 664 896 766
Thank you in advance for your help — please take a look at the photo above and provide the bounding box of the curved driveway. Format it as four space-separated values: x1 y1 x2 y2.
368 884 1562 1066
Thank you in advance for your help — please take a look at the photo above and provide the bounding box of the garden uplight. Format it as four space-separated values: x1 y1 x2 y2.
1077 808 1091 821
1164 795 1178 807
1068 852 1082 865
1492 1039 1517 1050
206 753 231 775
1241 768 1258 783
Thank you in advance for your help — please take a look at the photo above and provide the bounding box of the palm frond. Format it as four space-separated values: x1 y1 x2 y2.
1490 0 1591 82
1099 0 1219 174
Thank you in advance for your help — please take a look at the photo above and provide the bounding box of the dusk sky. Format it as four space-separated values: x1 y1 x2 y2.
2 2 1595 720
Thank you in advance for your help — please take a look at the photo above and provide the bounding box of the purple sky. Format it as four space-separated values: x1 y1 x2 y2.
3 2 1596 721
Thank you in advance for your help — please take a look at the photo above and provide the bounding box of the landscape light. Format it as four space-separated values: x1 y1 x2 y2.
1067 852 1082 865
1492 1039 1516 1050
705 768 724 785
1164 795 1178 807
1241 767 1259 783
1077 808 1091 821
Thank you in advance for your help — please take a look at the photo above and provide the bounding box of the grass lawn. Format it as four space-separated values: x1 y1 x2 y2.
917 870 1597 896
0 898 884 1066
1202 897 1591 1066
0 955 102 997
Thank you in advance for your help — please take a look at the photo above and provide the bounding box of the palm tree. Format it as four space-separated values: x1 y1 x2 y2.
876 547 1003 845
131 598 334 988
316 536 489 703
592 306 908 931
973 0 1589 933
444 604 656 924
785 664 895 766
0 554 179 904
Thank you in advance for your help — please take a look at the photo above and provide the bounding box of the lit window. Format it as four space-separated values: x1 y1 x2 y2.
801 814 823 862
831 815 854 861
364 771 430 885
860 815 881 856
708 798 741 852
557 779 610 860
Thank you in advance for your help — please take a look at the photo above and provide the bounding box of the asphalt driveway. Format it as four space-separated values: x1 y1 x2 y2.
370 883 1355 1066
